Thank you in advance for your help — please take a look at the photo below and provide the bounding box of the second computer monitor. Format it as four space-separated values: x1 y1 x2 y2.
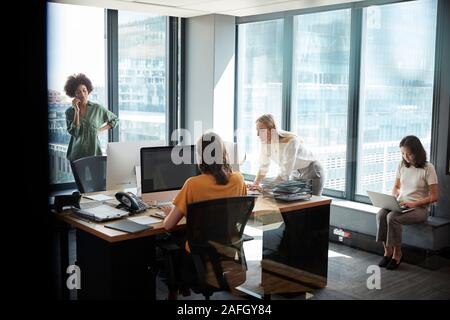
140 145 200 194
106 140 164 191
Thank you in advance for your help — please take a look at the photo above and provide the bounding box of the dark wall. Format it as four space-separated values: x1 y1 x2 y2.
13 0 52 299
434 0 450 219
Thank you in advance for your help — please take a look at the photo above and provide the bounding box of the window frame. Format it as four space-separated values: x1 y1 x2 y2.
49 6 182 191
235 0 440 204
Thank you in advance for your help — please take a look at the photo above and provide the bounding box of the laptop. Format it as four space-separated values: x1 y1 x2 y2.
73 203 129 222
366 191 414 213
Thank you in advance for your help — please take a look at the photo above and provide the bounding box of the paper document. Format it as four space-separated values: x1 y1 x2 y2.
83 194 114 201
127 215 162 225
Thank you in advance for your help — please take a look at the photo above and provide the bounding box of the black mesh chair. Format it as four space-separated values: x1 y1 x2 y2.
182 196 256 299
70 155 107 193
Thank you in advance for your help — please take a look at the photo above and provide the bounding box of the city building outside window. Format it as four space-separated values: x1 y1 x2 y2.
47 3 106 184
236 19 284 177
118 12 167 144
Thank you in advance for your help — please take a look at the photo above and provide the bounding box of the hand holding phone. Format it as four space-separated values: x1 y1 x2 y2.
72 98 81 113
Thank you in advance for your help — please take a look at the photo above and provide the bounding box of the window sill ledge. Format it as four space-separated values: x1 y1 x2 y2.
329 198 379 214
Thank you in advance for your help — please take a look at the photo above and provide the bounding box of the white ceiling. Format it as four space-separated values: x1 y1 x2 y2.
51 0 360 18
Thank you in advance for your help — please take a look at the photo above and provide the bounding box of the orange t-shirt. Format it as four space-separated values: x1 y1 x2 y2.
173 172 247 216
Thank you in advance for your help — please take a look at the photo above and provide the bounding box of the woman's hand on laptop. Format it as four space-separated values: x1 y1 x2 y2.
399 201 417 208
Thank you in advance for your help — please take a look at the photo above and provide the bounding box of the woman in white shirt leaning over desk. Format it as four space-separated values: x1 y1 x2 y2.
248 113 325 196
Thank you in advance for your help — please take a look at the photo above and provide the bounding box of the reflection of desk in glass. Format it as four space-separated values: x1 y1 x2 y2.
237 196 331 299
55 193 331 300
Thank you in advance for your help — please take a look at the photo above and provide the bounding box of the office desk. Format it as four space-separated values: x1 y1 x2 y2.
55 193 331 300
56 193 183 300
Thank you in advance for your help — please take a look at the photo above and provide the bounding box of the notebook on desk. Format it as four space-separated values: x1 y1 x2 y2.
104 219 153 233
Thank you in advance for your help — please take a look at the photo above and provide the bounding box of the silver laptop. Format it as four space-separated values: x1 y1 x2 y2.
73 203 129 222
366 191 414 213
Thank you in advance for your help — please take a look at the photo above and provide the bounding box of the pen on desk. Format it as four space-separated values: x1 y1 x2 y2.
150 212 166 219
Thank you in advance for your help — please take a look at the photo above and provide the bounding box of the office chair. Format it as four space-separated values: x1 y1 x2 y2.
70 155 107 193
181 196 256 299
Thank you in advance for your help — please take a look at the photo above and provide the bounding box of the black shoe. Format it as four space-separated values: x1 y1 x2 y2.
386 256 403 270
378 255 392 268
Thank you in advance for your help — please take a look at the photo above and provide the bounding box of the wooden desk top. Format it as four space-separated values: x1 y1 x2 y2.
55 191 331 243
253 195 331 214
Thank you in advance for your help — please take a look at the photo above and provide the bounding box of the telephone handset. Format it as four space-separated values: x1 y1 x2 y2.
115 191 150 214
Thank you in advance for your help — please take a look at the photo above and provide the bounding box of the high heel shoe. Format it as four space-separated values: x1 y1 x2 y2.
386 256 403 270
378 255 392 268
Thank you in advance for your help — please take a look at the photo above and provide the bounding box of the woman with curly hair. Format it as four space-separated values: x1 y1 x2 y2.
64 73 118 161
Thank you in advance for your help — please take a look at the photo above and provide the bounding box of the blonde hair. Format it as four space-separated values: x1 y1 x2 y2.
256 114 297 143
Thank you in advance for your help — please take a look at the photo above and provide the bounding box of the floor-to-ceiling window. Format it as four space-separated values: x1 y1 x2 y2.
236 19 284 176
236 0 438 200
356 0 437 195
291 9 351 192
47 3 106 184
48 3 172 187
118 12 167 144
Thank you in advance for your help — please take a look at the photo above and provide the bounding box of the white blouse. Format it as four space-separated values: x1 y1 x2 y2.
396 161 438 205
258 136 316 181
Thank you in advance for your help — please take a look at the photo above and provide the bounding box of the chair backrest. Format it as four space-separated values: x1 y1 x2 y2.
70 156 107 193
187 196 256 250
186 196 256 295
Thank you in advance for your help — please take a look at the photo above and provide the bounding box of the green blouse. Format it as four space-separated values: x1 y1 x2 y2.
65 101 118 162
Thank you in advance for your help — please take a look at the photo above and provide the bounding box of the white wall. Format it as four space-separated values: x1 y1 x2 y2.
185 14 235 144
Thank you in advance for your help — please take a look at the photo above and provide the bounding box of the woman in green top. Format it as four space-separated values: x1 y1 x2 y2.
64 73 118 162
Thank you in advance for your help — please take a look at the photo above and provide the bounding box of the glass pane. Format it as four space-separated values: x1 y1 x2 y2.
236 20 284 176
47 3 106 184
356 0 437 195
291 9 351 192
118 12 167 143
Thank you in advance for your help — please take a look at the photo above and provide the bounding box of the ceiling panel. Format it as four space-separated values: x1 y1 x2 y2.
51 0 356 17
131 0 211 6
51 0 209 17
220 0 359 17
181 0 287 12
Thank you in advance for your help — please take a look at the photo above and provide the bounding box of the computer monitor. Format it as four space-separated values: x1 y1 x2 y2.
140 145 200 203
106 140 164 191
